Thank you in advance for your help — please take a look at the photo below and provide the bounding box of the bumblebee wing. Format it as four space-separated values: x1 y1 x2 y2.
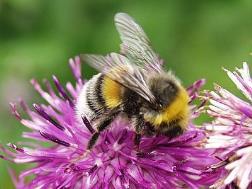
114 13 164 73
81 53 156 103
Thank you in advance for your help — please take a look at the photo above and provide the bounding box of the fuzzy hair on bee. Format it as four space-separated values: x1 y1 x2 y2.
76 13 190 151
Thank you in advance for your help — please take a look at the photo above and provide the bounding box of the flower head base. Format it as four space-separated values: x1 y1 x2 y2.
205 62 252 189
0 57 225 188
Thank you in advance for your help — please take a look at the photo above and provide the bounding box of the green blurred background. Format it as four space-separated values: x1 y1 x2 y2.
0 0 252 188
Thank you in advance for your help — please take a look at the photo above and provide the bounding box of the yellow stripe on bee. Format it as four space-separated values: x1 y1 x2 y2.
145 87 190 127
102 76 122 108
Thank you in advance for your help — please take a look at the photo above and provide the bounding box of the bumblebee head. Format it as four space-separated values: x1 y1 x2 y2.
143 72 190 127
148 73 181 109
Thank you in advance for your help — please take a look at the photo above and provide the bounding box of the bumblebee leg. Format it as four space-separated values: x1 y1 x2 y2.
134 133 142 149
87 132 100 150
87 122 111 150
87 110 120 150
132 115 145 150
70 110 119 164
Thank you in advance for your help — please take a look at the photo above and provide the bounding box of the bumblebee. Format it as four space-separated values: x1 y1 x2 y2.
76 13 190 150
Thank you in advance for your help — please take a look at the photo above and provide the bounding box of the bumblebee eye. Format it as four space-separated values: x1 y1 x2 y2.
151 101 162 111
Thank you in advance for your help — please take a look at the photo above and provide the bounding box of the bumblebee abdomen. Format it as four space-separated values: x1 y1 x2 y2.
76 73 105 121
76 74 123 122
102 76 123 109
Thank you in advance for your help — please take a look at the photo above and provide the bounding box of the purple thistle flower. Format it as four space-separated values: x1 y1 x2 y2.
0 57 224 189
205 62 252 189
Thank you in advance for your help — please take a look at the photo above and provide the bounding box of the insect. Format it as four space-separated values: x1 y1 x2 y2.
76 13 190 151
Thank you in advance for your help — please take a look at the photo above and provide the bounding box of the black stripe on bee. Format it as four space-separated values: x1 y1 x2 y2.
95 74 106 108
159 119 183 137
86 75 103 115
165 126 183 138
86 92 100 114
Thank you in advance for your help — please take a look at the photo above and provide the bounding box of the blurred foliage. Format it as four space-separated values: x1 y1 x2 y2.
0 0 252 188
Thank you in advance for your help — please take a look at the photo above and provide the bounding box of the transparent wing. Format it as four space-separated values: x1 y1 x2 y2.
81 53 156 103
114 12 164 73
